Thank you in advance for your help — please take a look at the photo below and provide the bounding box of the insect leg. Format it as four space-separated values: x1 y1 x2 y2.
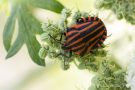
59 32 64 41
63 51 72 70
55 32 64 42
48 34 63 44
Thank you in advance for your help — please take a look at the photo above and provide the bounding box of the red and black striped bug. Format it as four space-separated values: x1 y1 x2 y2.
62 16 107 56
48 16 107 70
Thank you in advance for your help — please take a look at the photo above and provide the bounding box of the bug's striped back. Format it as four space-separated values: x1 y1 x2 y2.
63 16 107 56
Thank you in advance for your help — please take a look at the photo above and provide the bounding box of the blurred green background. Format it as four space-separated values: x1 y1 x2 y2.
0 0 135 90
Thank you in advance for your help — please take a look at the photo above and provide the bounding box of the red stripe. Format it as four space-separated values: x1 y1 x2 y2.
74 44 86 55
83 24 104 39
87 39 99 53
82 17 86 22
94 17 96 20
66 37 83 47
80 21 99 32
66 30 78 36
70 22 90 29
66 24 104 47
70 30 105 55
71 43 85 50
66 32 80 43
88 16 91 21
103 35 107 38
86 30 105 46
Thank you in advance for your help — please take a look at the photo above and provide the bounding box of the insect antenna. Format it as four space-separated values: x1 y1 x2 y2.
48 34 63 45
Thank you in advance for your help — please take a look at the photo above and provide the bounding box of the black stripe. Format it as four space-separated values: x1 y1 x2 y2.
64 39 84 50
104 28 107 36
83 26 105 42
79 45 88 56
79 38 100 56
68 17 102 32
91 17 94 21
81 36 101 55
67 22 92 32
92 30 107 50
78 46 87 56
66 22 104 46
97 31 107 45
72 44 85 52
66 32 78 40
79 48 87 56
88 36 102 50
88 17 100 21
74 29 104 51
65 31 104 52
96 17 99 21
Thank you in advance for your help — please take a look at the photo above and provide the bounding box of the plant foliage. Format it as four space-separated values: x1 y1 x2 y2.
39 8 107 70
96 0 135 24
89 60 130 90
39 8 130 90
3 0 64 66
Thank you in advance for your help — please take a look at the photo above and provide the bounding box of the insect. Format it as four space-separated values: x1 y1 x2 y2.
48 16 107 70
62 16 107 56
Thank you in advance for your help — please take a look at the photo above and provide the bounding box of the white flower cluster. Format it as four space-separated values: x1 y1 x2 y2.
59 8 71 32
39 8 72 60
126 57 135 90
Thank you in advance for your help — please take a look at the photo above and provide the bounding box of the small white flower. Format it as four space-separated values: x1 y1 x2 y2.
126 56 135 90
61 8 71 18
41 21 52 31
38 47 48 59
40 33 49 41
59 8 71 32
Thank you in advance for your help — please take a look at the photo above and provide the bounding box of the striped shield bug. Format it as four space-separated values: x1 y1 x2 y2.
62 16 107 56
48 16 107 70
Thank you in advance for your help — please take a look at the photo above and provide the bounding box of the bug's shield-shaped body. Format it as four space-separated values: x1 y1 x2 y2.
63 17 107 56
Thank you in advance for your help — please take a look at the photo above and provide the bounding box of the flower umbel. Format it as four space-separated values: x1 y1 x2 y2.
126 57 135 90
89 60 129 90
96 0 135 24
38 8 130 90
39 8 107 70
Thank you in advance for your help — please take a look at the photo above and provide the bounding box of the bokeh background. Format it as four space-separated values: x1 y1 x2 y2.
0 0 135 90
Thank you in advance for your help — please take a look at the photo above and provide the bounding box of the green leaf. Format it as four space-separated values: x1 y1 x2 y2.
6 31 24 59
3 0 64 66
17 6 45 66
28 0 64 13
28 16 43 34
3 5 17 51
26 35 45 66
